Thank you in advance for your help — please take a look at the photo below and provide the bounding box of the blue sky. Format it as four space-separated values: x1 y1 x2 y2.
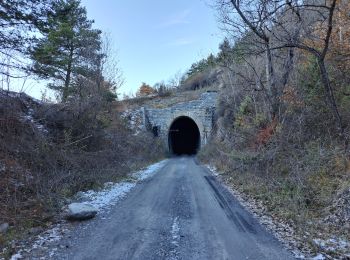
80 0 223 96
15 0 223 99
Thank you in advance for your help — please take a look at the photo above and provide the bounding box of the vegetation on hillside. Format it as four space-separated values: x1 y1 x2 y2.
1 0 350 258
195 0 350 257
0 0 164 254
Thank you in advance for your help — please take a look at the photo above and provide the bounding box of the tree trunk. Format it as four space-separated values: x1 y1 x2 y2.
281 48 294 87
63 46 74 102
317 57 344 134
266 45 279 119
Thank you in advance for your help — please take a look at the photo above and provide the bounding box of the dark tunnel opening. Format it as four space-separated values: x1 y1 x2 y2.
168 116 200 155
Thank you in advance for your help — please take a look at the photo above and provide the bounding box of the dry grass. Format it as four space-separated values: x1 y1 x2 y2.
0 92 165 251
198 61 350 256
122 86 217 110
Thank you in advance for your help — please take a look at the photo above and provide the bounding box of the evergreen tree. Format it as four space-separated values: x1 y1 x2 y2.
0 0 50 77
186 53 218 79
206 53 216 67
31 0 102 101
217 38 232 64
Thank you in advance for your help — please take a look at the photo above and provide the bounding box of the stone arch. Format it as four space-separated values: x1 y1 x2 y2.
165 111 204 136
166 113 203 155
143 91 218 152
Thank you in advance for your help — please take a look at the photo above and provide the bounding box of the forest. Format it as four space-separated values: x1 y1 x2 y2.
195 0 350 257
0 0 349 258
0 0 164 255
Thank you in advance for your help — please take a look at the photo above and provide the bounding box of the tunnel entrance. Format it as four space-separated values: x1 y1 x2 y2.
168 116 200 155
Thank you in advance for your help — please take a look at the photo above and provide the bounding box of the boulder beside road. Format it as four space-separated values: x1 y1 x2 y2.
0 223 9 233
65 203 97 221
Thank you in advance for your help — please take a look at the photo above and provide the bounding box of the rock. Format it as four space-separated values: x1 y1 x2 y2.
0 223 9 233
74 191 90 202
104 182 114 188
65 203 97 221
312 253 325 260
28 226 44 235
0 162 5 172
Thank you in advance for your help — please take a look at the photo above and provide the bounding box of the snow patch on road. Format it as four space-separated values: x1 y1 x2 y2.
171 217 180 246
313 238 350 258
205 164 219 176
313 238 350 252
80 182 136 210
10 252 23 260
31 226 63 249
8 159 168 260
311 253 326 260
132 159 168 180
168 216 180 260
77 159 167 211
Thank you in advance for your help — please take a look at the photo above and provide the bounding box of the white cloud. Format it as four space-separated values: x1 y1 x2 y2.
158 9 191 28
167 37 195 47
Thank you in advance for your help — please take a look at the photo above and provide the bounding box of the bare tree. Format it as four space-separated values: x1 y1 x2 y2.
167 70 184 88
100 32 124 95
274 0 343 133
215 0 345 136
215 0 291 119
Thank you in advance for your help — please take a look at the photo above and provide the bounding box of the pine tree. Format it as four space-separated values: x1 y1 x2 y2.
217 38 232 64
0 0 49 77
31 0 102 101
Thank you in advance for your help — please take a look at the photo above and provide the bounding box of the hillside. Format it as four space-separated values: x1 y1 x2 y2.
1 0 350 259
121 86 218 110
0 90 164 256
189 4 350 257
119 54 350 256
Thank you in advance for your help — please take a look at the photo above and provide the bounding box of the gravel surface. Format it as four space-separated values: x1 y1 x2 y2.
15 157 294 260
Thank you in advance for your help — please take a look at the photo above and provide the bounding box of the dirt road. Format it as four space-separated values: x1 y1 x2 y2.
53 157 294 260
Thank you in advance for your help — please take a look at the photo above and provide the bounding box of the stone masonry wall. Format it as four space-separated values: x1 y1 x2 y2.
143 91 218 149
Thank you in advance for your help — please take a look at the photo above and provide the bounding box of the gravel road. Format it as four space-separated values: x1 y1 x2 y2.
53 157 294 260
